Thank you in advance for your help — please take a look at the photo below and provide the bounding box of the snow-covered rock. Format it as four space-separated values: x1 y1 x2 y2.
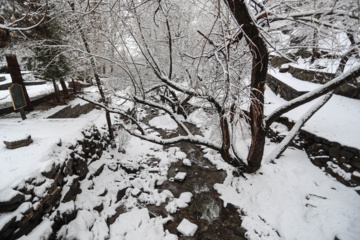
149 114 178 130
183 159 191 167
175 172 187 182
177 218 198 237
166 192 192 213
109 208 171 239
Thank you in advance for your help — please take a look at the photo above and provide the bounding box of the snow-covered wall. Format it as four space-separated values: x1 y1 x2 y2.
0 125 111 239
300 130 360 190
47 103 95 119
268 65 360 100
266 74 307 100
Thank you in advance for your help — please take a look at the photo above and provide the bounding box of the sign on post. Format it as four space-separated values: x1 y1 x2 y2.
9 84 27 120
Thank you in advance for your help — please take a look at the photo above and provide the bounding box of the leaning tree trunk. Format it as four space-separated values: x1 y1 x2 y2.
5 55 35 111
225 0 269 173
72 79 77 93
60 79 69 99
52 78 61 103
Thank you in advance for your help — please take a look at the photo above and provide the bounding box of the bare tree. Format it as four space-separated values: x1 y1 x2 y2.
76 0 359 173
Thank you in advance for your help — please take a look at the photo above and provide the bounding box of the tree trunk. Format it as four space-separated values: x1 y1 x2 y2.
79 31 114 139
72 79 77 93
60 79 69 99
70 1 114 140
52 78 61 103
219 114 232 162
225 0 269 173
0 19 11 48
105 111 114 140
5 55 35 111
335 34 356 77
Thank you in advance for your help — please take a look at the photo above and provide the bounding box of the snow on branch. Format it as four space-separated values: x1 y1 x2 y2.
260 9 359 21
0 1 48 31
77 95 145 135
265 92 333 163
265 64 360 128
133 95 192 136
77 95 223 153
158 74 223 113
127 130 222 152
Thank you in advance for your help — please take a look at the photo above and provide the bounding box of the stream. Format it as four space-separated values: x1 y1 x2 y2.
142 109 247 240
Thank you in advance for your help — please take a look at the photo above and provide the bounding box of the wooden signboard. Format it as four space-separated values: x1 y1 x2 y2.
8 84 27 120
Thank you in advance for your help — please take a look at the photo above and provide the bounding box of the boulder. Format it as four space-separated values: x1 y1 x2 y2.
0 193 25 212
41 163 59 179
62 179 81 203
3 135 33 149
116 187 128 203
329 147 340 158
339 150 354 159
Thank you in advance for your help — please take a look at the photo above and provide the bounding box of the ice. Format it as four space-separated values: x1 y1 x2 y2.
177 218 198 237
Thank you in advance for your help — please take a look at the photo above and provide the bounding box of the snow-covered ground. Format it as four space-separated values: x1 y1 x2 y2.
187 107 360 240
287 57 359 74
0 94 106 201
0 77 359 239
268 68 320 92
265 79 360 149
215 145 360 240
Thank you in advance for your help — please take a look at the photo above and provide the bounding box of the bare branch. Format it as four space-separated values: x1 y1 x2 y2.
265 65 360 129
265 92 333 162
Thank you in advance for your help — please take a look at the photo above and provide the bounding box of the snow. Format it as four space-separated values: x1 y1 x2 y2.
176 218 198 237
353 171 360 178
174 172 187 181
18 218 53 240
183 158 192 167
149 114 178 130
265 93 333 162
187 108 209 127
268 68 320 91
109 208 150 236
0 61 359 240
0 98 107 200
165 192 193 214
0 202 32 231
214 147 360 240
265 86 360 149
109 208 170 240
